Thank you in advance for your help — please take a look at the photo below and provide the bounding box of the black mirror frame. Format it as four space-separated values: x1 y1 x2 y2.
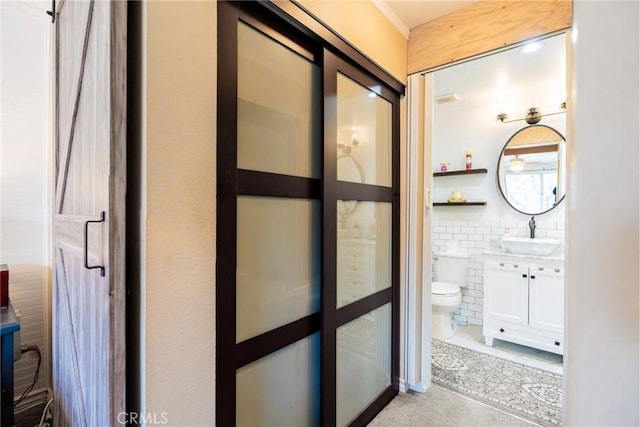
496 124 566 216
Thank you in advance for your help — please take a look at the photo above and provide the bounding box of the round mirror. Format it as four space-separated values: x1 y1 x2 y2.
337 155 363 215
497 125 566 215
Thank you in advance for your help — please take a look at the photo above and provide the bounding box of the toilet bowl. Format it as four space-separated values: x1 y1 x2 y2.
431 251 470 340
432 282 462 339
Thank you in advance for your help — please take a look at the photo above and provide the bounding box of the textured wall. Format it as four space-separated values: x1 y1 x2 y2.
298 0 407 83
144 1 217 423
564 1 639 424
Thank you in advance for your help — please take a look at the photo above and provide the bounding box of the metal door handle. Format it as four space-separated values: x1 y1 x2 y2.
84 211 105 276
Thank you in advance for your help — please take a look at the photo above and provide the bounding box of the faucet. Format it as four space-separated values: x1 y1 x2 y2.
529 216 536 238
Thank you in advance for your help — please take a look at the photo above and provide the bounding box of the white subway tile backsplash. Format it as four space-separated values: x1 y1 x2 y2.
476 227 491 235
501 219 518 228
484 219 500 227
547 229 564 238
431 216 565 326
467 303 483 312
459 308 474 317
536 219 555 229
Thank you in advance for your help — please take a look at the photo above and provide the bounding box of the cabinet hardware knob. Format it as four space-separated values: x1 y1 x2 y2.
530 275 536 279
499 328 505 333
538 267 544 271
554 268 561 273
555 341 560 346
499 263 504 266
514 264 519 268
522 274 527 278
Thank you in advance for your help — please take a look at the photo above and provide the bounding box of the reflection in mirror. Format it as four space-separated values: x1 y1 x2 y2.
337 155 363 217
497 125 566 215
336 73 392 187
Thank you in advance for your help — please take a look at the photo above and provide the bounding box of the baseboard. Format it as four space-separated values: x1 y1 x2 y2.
13 387 51 413
400 376 431 394
408 382 428 393
399 378 408 393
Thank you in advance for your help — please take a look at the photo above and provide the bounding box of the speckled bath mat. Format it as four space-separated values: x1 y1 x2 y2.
431 339 562 426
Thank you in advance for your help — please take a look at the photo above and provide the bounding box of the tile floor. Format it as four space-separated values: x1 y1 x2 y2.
445 325 564 375
369 325 564 426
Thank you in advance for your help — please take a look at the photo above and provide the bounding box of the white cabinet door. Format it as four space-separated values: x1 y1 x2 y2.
529 265 564 333
484 261 529 326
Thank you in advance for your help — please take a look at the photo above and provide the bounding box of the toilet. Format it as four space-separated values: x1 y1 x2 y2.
432 251 470 340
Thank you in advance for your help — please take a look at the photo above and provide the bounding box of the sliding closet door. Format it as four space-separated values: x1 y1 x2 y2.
217 3 322 426
324 55 400 426
217 2 400 426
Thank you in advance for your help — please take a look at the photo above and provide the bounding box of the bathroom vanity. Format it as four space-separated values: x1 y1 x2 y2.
337 237 376 307
482 250 564 355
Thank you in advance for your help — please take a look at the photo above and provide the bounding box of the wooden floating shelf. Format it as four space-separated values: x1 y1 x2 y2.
433 168 488 177
433 202 487 206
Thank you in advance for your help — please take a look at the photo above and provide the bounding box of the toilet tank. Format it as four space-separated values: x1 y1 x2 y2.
433 251 470 286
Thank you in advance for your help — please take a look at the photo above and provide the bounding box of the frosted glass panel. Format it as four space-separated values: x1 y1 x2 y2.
237 334 320 427
336 304 391 426
237 196 320 342
337 202 392 308
238 22 321 178
337 73 391 186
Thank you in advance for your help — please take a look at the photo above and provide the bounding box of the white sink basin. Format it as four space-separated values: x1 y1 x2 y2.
501 237 560 256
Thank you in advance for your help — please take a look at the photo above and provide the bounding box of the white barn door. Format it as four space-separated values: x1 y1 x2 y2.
53 0 126 425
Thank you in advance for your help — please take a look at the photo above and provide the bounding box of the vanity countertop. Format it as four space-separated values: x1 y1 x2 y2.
482 240 564 263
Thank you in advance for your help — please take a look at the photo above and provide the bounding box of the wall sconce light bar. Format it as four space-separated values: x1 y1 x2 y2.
497 103 566 124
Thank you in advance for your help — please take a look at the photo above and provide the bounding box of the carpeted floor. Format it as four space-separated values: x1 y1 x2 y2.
369 386 537 426
431 339 562 426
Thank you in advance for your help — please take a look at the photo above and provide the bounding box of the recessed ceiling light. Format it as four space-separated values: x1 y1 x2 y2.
522 42 541 53
368 92 377 98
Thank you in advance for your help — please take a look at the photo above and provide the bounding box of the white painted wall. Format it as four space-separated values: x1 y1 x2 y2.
0 0 51 402
432 112 566 224
431 33 567 224
564 1 639 425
